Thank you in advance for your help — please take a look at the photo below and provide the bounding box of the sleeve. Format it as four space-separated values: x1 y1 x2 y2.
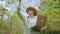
17 8 27 21
19 11 25 21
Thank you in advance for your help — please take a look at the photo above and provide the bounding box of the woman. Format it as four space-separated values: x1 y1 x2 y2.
17 6 40 34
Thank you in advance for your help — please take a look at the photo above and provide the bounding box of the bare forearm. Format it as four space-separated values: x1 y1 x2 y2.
17 0 23 20
17 0 21 14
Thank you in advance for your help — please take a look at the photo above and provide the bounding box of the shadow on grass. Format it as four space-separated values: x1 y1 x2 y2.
47 31 60 34
40 30 60 34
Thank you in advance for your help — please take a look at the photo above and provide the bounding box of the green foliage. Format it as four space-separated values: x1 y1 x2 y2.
39 0 60 31
0 0 60 34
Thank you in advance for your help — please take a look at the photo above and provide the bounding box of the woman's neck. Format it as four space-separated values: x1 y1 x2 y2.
29 16 34 18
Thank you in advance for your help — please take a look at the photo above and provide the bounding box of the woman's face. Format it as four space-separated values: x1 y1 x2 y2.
27 10 34 17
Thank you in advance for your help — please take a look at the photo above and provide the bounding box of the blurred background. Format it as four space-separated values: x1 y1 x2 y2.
0 0 60 34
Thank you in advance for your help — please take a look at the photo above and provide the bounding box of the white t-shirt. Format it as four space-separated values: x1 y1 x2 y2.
26 16 38 28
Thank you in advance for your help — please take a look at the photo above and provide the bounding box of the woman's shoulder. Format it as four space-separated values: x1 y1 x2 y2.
24 15 29 19
34 16 38 19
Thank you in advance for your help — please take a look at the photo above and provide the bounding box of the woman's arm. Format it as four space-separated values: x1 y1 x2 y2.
17 0 25 20
17 8 25 20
